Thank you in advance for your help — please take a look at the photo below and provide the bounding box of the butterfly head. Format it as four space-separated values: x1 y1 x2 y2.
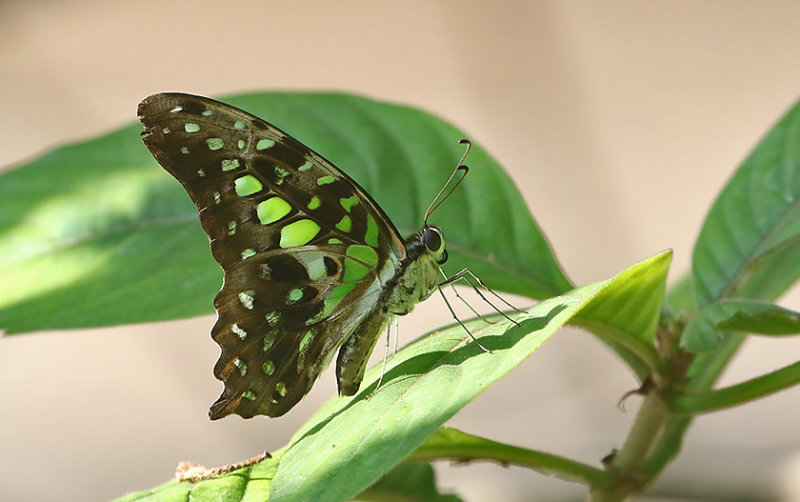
423 226 448 265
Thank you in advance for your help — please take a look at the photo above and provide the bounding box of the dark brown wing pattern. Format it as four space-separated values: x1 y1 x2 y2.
138 93 404 417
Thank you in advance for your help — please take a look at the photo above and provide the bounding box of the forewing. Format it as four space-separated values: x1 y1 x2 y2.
137 92 404 265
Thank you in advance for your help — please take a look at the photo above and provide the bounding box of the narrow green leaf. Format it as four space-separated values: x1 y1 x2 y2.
267 253 669 502
572 250 672 377
692 99 800 306
0 92 569 334
357 462 462 502
681 298 800 352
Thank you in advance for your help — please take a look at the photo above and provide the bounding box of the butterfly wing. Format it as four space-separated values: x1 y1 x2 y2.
138 92 405 418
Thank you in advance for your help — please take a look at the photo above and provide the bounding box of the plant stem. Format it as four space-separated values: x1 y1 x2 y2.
641 333 745 478
589 393 670 501
408 429 613 489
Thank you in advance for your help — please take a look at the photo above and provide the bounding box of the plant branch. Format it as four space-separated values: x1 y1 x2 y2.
407 428 613 489
669 357 800 414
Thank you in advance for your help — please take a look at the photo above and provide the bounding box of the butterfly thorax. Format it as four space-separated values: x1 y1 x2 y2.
385 225 447 316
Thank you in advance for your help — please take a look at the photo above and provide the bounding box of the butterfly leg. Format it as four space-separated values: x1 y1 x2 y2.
439 269 494 325
436 285 491 353
439 268 523 326
392 315 400 356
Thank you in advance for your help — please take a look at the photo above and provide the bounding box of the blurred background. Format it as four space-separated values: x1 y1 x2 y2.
2 1 800 500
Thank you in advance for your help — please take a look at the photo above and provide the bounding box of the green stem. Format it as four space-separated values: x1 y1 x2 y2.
589 393 670 501
407 429 613 489
641 334 745 477
669 358 800 414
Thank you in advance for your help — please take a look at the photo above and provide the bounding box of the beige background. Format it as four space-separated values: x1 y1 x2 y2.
2 1 800 500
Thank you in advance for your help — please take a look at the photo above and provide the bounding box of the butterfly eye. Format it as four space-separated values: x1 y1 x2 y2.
423 227 443 253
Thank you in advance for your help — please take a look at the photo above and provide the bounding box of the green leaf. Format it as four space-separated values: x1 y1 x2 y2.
266 252 669 502
664 273 697 315
681 298 800 352
692 99 800 307
357 462 462 502
0 92 569 334
572 250 672 378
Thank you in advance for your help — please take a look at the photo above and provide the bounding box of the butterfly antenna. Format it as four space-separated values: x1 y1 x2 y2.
424 139 471 225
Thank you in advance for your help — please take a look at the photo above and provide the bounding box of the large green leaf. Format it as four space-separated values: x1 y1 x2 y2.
0 92 570 334
692 99 800 306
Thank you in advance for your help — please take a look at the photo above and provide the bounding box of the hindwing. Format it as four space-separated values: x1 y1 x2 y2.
138 93 405 418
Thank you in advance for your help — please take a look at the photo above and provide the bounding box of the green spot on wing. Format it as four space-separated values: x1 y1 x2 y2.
265 312 280 327
339 195 358 212
274 166 289 185
242 391 256 401
344 257 371 282
317 175 335 186
319 283 356 320
280 219 321 248
206 137 224 150
307 195 321 210
221 159 240 171
298 160 313 172
262 360 276 375
239 290 255 309
234 120 246 129
256 138 275 150
234 175 263 196
234 358 247 376
365 214 379 248
346 245 378 267
257 197 292 224
336 215 352 233
231 323 247 340
288 288 303 303
184 123 200 133
263 334 276 352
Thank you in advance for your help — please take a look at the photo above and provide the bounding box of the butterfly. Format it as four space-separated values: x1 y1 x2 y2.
138 93 469 419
